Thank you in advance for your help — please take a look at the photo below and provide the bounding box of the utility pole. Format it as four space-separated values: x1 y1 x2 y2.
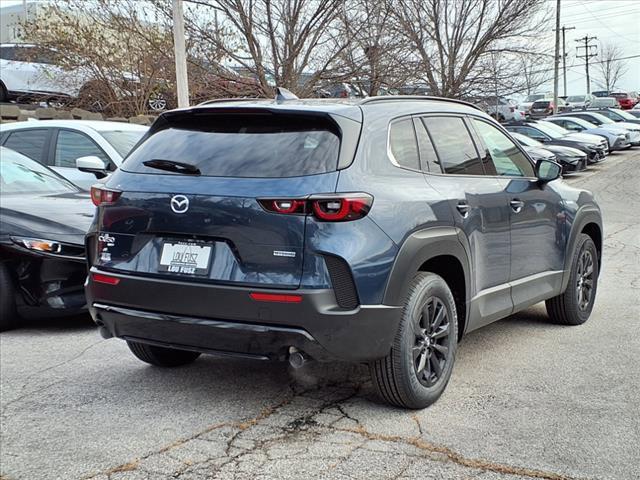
554 26 576 96
575 36 598 94
552 0 561 114
172 0 189 108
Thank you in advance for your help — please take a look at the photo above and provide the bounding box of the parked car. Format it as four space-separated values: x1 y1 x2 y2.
0 43 169 113
509 131 587 174
545 116 632 151
590 97 620 109
565 94 594 110
520 93 550 112
609 92 636 109
554 110 640 145
587 107 640 125
0 120 148 188
477 97 525 122
529 98 572 118
504 120 608 163
0 147 94 331
84 93 602 409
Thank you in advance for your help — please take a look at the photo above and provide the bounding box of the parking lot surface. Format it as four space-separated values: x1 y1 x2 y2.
1 150 639 480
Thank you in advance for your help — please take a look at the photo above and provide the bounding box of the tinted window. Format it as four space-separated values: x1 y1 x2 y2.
1 148 78 194
55 130 109 168
388 119 419 170
123 114 340 178
423 117 483 175
472 120 534 177
3 129 49 163
0 46 16 60
414 118 441 172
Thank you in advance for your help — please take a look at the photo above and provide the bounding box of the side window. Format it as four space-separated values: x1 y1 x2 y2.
0 46 16 60
521 127 548 142
55 130 109 168
414 118 441 173
472 119 535 177
422 116 484 175
388 118 420 170
3 130 49 163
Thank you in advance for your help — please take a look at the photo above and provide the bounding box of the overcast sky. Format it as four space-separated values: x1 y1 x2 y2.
547 0 640 95
2 0 638 95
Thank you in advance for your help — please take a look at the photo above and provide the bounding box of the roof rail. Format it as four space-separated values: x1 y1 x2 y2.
359 95 481 111
196 97 265 106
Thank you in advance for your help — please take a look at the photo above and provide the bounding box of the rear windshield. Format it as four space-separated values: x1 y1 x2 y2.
567 96 585 102
532 101 550 107
122 114 341 178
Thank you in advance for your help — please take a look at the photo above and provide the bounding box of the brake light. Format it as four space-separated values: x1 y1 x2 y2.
91 185 122 207
92 273 120 285
250 292 302 303
258 194 373 222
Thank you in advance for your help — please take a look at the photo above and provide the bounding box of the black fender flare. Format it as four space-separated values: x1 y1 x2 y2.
382 226 471 315
561 205 602 291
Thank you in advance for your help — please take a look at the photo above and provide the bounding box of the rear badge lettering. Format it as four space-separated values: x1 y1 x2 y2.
273 250 296 258
98 233 115 246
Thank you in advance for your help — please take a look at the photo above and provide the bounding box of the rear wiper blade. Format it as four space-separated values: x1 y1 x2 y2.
143 159 201 175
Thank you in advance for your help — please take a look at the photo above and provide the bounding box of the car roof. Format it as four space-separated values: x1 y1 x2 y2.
0 119 148 133
184 96 481 123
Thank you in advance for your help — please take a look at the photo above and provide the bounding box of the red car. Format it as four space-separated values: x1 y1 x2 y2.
610 92 636 110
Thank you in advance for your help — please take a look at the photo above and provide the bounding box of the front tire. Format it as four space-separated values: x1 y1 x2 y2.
370 272 458 409
546 234 599 325
0 263 17 331
127 341 201 367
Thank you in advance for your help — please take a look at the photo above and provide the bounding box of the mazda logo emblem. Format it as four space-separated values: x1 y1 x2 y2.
170 195 189 214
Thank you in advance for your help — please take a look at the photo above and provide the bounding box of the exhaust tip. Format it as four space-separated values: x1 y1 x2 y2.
98 326 113 339
288 347 309 369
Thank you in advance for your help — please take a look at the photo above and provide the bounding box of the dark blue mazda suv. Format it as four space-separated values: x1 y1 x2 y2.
86 94 602 408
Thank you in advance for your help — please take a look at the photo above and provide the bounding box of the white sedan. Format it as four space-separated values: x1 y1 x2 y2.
0 120 148 189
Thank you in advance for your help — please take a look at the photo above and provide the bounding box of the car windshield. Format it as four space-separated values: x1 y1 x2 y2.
533 122 564 139
562 117 598 129
511 132 542 147
567 96 586 102
0 148 79 194
525 94 545 102
609 109 636 120
538 121 570 135
100 130 146 158
587 112 615 124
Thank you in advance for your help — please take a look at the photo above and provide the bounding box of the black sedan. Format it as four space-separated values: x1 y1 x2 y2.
0 147 94 330
509 132 588 174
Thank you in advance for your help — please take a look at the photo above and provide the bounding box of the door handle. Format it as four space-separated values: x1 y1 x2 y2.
510 199 525 213
456 202 470 218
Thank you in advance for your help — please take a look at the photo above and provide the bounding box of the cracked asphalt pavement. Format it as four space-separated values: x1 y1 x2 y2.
1 149 639 480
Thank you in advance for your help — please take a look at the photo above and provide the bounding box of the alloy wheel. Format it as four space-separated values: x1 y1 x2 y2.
413 297 450 387
576 249 594 311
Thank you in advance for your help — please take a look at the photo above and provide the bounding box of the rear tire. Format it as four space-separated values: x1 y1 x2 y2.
546 234 599 325
127 341 201 367
370 272 458 409
0 263 17 332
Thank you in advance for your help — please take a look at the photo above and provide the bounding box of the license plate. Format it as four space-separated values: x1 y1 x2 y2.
159 241 212 276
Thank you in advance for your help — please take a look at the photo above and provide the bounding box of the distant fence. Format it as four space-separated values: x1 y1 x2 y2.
0 104 157 125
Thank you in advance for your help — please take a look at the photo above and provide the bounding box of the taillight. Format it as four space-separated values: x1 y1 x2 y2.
92 273 120 285
250 292 302 303
91 185 122 207
258 193 373 222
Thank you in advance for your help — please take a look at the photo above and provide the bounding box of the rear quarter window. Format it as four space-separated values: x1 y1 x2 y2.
122 113 341 178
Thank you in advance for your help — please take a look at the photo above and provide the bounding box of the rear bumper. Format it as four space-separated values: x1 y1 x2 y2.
86 268 402 363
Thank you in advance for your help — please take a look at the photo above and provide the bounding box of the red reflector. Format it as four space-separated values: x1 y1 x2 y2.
250 292 302 303
92 273 120 285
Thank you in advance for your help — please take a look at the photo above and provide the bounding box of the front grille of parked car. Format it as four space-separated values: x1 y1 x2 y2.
323 254 359 310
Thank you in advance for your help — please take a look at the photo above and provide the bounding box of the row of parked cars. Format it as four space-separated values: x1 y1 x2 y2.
0 92 623 408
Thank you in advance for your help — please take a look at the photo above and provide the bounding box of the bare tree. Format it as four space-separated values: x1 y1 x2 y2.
181 0 352 97
338 0 419 96
519 53 554 95
595 42 628 92
393 0 551 98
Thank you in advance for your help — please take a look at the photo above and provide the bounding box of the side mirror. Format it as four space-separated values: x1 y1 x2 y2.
535 159 562 183
76 156 108 179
